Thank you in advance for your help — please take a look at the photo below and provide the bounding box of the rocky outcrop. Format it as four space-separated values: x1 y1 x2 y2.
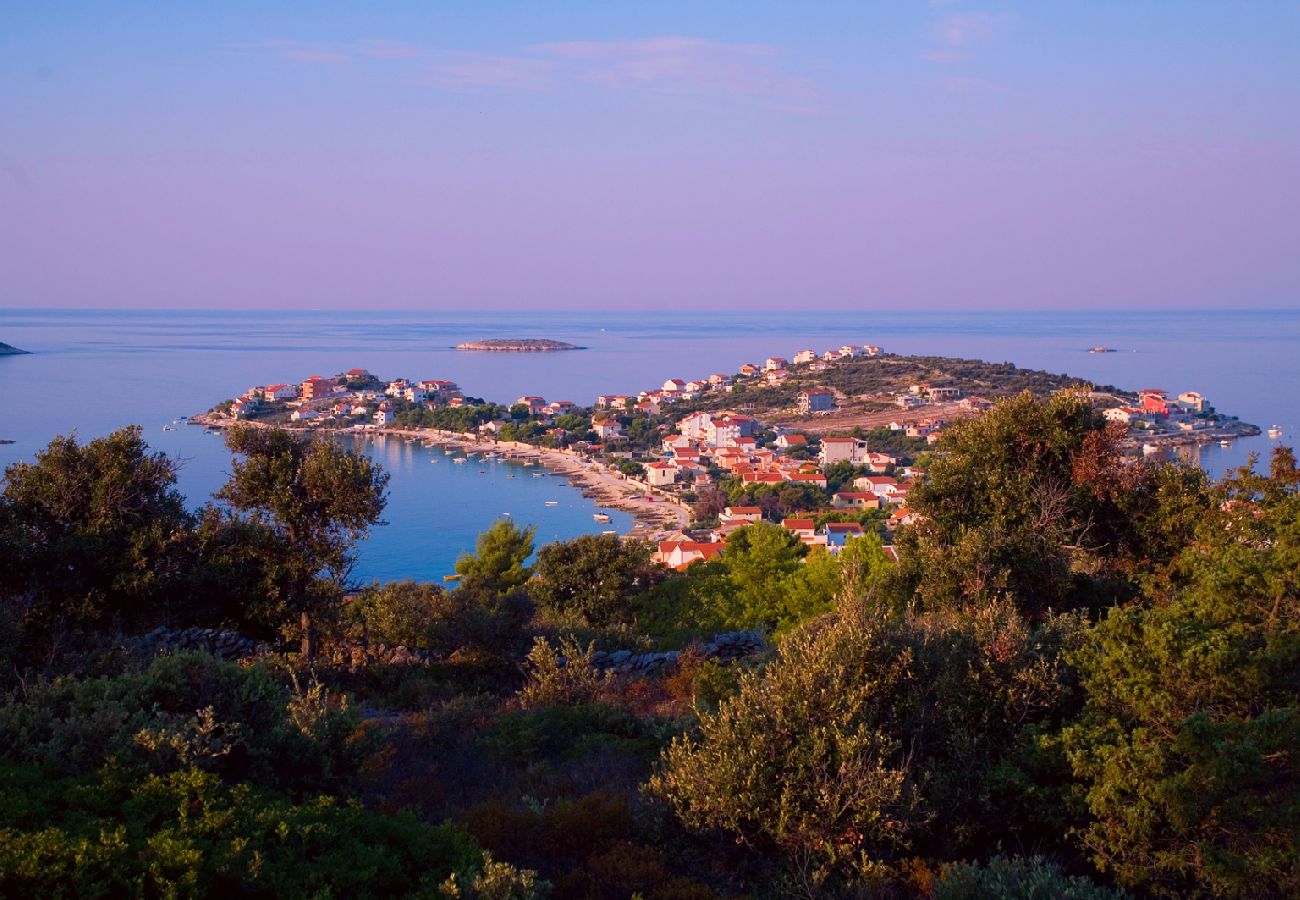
0 342 28 355
589 630 767 677
124 627 266 660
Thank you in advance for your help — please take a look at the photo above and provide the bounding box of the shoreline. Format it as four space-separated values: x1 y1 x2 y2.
190 415 689 539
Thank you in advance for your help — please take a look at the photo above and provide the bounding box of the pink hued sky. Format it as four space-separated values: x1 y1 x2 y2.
1 2 1298 311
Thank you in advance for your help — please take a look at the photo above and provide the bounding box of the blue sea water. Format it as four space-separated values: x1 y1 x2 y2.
1 308 1297 583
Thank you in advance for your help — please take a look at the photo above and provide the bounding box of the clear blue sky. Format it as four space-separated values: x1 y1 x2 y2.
2 1 1298 310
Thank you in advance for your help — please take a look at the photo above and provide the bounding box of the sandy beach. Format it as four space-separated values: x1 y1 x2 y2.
191 416 690 538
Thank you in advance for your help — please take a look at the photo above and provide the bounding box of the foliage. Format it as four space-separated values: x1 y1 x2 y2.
532 535 654 628
0 426 192 659
441 852 551 899
651 599 1086 886
219 425 389 655
892 391 1203 618
517 637 611 709
0 763 481 899
455 520 536 601
1061 450 1300 899
933 855 1126 899
346 579 526 659
0 651 370 795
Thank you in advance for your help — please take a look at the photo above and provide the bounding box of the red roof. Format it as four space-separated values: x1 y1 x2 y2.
826 522 864 533
782 518 815 531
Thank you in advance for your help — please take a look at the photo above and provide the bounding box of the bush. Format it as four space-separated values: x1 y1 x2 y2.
934 856 1125 899
517 637 612 709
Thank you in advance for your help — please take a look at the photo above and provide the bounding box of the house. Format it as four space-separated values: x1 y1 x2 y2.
738 363 761 377
832 491 881 511
596 395 634 409
262 383 298 401
545 400 576 415
864 345 881 356
775 433 807 450
926 386 961 402
635 400 661 416
301 376 332 401
742 472 785 485
230 399 256 418
516 396 547 415
960 396 993 411
822 349 841 361
896 394 926 409
819 436 862 465
662 378 687 394
403 386 428 403
385 379 411 397
1176 391 1212 413
349 404 369 416
723 506 763 523
645 462 678 487
865 452 896 473
781 518 816 541
855 476 902 499
887 508 918 529
839 345 864 358
344 368 371 381
823 522 865 547
764 357 787 371
678 412 714 441
654 540 725 570
798 390 835 414
373 406 393 427
706 417 742 447
793 349 817 365
290 409 319 422
787 472 828 488
685 380 709 393
593 419 624 441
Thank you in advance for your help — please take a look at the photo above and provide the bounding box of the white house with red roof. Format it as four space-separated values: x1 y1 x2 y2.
644 461 678 487
781 517 816 541
764 357 787 371
793 349 817 365
654 540 724 570
832 491 881 511
662 378 687 394
592 419 624 441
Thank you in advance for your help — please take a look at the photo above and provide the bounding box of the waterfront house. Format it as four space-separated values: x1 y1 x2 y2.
262 383 299 401
645 461 678 487
301 376 332 401
593 419 624 441
517 396 547 415
291 409 319 422
654 540 724 570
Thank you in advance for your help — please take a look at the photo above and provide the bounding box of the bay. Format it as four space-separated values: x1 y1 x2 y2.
1 308 1296 583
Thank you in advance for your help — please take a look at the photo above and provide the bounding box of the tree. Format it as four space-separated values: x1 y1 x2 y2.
454 520 536 601
531 534 653 628
892 391 1198 618
699 522 835 635
1061 450 1300 899
218 426 388 658
651 599 1086 889
0 426 192 661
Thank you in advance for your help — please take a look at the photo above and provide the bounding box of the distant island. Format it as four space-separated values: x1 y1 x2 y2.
454 339 583 352
0 342 29 355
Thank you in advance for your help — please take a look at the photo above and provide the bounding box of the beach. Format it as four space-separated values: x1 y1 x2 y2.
191 415 690 538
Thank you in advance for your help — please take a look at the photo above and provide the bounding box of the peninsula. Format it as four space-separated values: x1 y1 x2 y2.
454 338 582 352
0 342 29 355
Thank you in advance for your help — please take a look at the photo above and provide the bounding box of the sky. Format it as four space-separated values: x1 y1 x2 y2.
1 1 1298 311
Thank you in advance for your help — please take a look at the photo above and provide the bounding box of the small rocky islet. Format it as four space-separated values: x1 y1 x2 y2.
0 342 29 355
453 338 583 352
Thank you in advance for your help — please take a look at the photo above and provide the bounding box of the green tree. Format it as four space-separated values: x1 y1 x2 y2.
218 426 388 658
1061 450 1300 899
0 426 192 661
892 391 1192 618
531 534 652 628
651 599 1085 887
455 520 536 601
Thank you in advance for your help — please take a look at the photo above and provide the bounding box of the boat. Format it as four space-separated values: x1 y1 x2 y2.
1269 425 1283 438
162 425 176 431
442 574 462 583
452 457 467 464
1219 439 1232 447
1142 443 1160 455
602 530 618 535
545 501 559 507
1088 346 1116 354
593 513 611 523
430 459 439 464
532 473 543 478
502 512 512 517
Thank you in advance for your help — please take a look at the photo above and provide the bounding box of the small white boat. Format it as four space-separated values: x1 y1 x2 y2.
532 473 543 478
502 512 512 517
1142 443 1160 455
1269 426 1283 438
162 425 176 432
452 457 467 464
1220 439 1232 447
593 513 611 523
430 459 439 464
545 501 559 507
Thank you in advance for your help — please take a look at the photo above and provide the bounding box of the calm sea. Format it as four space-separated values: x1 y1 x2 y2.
1 308 1296 583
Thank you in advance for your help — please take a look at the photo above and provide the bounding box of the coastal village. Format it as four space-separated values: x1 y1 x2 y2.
200 343 1258 573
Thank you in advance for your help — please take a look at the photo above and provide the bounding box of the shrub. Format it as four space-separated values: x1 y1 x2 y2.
934 856 1125 900
517 637 611 709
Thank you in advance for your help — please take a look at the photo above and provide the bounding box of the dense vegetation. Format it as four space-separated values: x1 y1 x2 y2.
2 395 1296 898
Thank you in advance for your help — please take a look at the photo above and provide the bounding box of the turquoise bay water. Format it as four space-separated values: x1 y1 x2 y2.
1 308 1297 582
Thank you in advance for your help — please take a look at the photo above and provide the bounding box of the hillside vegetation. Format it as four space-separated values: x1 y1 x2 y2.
1 395 1297 898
